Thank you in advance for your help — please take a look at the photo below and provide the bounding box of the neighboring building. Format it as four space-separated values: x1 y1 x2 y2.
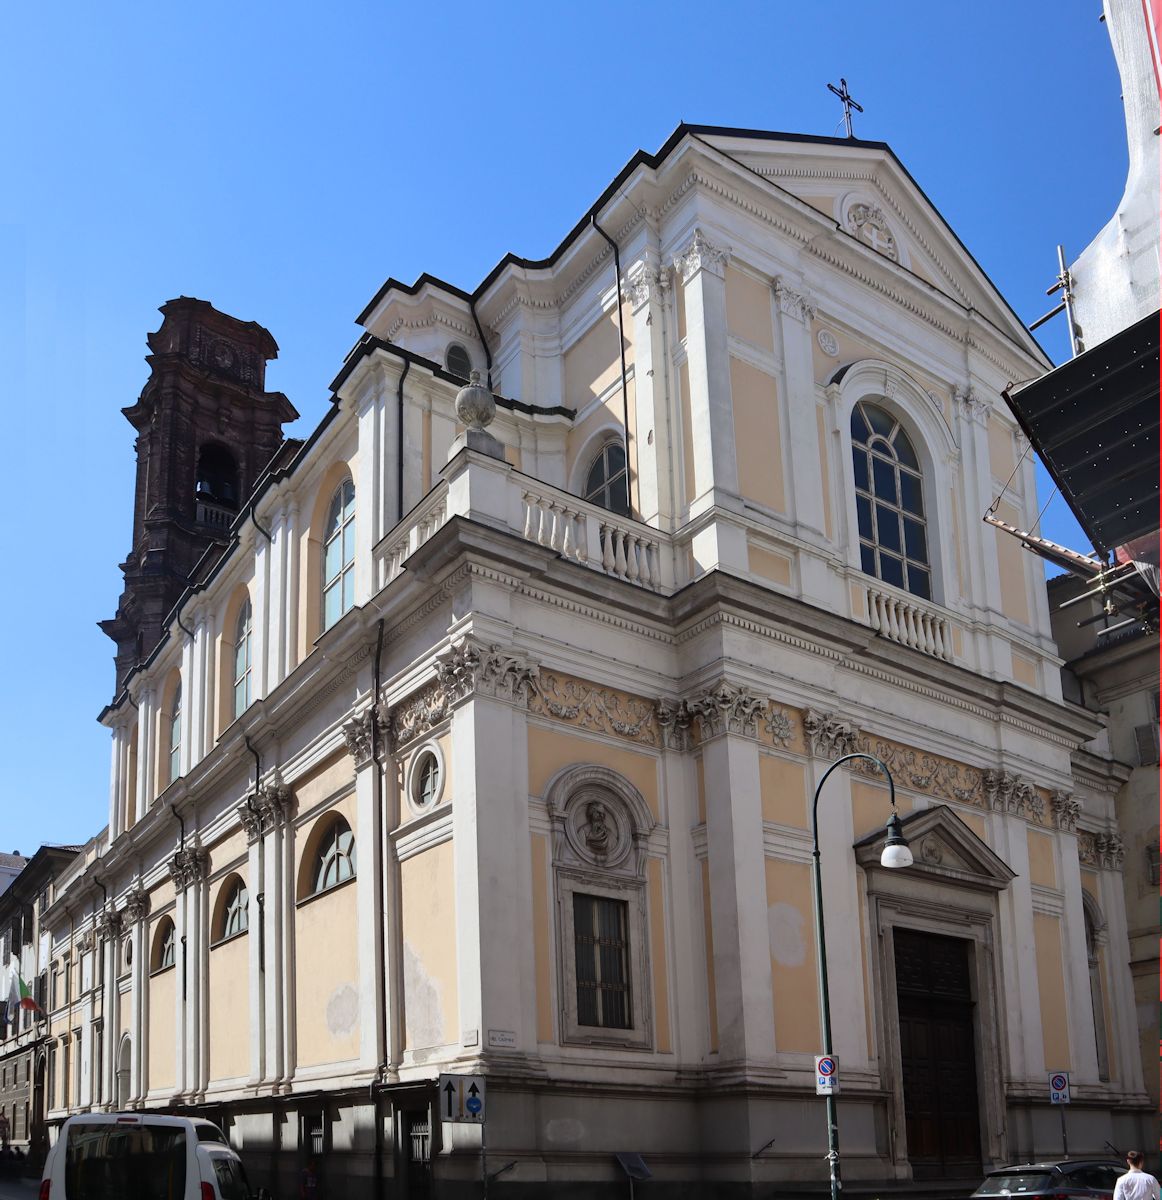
1048 576 1159 1112
0 853 27 898
1000 0 1160 1133
37 123 1151 1196
0 845 82 1159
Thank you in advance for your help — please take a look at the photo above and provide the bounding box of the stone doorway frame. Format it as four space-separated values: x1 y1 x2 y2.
854 805 1016 1175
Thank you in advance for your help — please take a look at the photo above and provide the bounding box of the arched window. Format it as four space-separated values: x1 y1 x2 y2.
168 681 182 784
195 444 239 513
445 343 473 379
151 918 176 973
233 597 253 719
214 876 249 942
583 441 630 517
322 480 356 631
313 816 356 895
850 401 930 600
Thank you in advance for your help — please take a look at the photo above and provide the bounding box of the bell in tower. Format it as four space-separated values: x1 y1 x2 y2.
99 297 299 695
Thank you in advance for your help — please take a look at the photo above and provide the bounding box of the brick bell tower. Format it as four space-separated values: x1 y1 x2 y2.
100 298 298 694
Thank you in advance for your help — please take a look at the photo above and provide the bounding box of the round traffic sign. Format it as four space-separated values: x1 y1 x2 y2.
466 1096 482 1114
1050 1073 1067 1091
818 1056 837 1076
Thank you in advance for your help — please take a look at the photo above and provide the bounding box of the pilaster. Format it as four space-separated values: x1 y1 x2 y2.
122 887 150 1104
673 229 737 503
688 679 776 1066
625 263 675 526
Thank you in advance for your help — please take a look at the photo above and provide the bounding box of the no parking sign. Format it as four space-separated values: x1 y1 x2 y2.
815 1055 840 1095
1049 1071 1070 1104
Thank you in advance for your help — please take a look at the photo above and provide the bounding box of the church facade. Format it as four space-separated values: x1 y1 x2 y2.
24 125 1151 1195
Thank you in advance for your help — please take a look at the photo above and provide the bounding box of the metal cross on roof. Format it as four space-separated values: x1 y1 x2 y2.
827 78 864 139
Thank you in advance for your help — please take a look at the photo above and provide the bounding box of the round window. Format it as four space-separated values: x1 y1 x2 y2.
124 937 133 967
446 343 472 380
408 746 444 813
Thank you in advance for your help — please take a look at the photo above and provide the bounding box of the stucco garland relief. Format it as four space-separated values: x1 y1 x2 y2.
168 842 209 892
530 669 660 746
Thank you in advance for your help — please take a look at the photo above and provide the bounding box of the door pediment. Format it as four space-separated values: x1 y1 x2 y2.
854 804 1015 892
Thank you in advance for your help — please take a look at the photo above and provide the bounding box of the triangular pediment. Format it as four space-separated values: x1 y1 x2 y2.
696 131 1046 367
854 804 1015 892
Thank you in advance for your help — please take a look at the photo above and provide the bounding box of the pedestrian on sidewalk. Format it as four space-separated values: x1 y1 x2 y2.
1114 1151 1161 1200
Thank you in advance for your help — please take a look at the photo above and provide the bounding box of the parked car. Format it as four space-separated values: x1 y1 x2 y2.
39 1112 253 1200
970 1159 1125 1199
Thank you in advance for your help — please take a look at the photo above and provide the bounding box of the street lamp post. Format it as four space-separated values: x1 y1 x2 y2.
811 753 912 1200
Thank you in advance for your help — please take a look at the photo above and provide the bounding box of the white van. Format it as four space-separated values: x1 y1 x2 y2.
39 1112 253 1200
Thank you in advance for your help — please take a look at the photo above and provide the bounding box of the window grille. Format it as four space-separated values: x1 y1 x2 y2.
573 894 631 1029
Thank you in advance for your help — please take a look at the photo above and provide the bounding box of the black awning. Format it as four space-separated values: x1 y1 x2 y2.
1004 310 1159 555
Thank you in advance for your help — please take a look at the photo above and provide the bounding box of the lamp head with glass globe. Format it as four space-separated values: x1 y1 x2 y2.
880 810 914 869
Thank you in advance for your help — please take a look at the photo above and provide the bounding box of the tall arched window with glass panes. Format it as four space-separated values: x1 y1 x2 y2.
233 597 253 720
323 479 356 630
850 402 930 600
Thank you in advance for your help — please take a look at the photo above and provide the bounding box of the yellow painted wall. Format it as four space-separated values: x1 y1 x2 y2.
764 857 820 1053
1027 830 1057 889
748 543 792 587
960 811 987 842
759 755 808 829
1012 649 1038 689
209 933 249 1080
701 859 718 1053
852 779 911 840
1033 913 1071 1069
210 828 248 877
118 991 130 1043
646 857 672 1053
562 305 633 410
816 406 834 539
294 876 360 1067
150 879 175 916
725 266 774 351
527 725 659 820
988 418 1015 483
148 968 175 1092
730 356 785 512
530 834 554 1043
994 500 1032 625
400 841 459 1051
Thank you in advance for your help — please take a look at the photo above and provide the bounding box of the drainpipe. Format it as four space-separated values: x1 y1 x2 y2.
170 807 188 1004
469 298 493 390
591 211 633 514
244 738 265 973
396 358 411 524
371 617 387 1200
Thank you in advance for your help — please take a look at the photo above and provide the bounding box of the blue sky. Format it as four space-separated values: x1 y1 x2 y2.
0 2 1126 854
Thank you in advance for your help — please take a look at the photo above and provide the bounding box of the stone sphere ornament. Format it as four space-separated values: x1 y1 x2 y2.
455 370 496 431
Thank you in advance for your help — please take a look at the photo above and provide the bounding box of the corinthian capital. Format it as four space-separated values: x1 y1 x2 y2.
687 680 767 740
773 279 816 324
342 705 385 769
121 887 149 927
673 230 729 284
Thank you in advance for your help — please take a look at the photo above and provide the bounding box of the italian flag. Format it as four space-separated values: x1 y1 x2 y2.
6 966 37 1013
